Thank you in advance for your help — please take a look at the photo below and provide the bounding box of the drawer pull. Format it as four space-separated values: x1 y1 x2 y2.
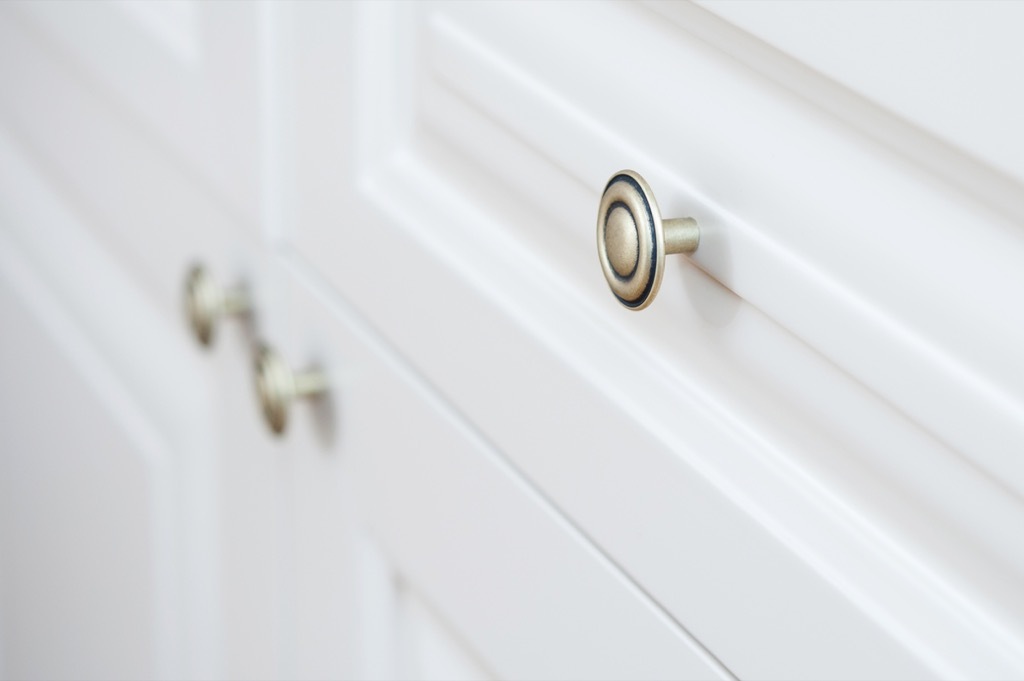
255 345 328 435
184 263 251 346
597 170 699 310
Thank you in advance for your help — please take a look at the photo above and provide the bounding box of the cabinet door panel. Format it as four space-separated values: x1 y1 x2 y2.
0 119 284 679
0 279 163 680
0 158 210 679
267 263 729 681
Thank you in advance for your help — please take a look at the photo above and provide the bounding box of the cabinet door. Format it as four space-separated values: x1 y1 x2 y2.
0 53 285 681
0 125 215 679
0 250 174 680
258 262 729 680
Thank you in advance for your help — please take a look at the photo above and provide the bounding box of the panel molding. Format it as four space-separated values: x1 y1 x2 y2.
0 125 221 680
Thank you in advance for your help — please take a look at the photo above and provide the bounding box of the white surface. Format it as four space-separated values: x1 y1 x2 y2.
0 6 269 317
10 0 264 227
695 0 1024 187
0 254 161 680
0 2 736 677
396 588 494 681
271 261 731 679
0 58 283 678
3 1 1024 679
0 129 218 679
417 1 1024 503
283 2 1024 678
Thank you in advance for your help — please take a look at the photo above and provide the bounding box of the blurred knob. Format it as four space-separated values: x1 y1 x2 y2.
597 170 699 310
255 345 328 435
184 263 251 346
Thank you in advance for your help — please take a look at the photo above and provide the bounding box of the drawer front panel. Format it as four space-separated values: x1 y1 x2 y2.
414 1 1024 500
281 2 1024 678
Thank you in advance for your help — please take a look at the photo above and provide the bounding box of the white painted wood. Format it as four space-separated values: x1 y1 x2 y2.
4 1 1024 679
281 2 1024 678
694 0 1024 188
395 587 494 681
0 258 166 681
0 8 270 320
268 259 731 680
0 73 283 681
4 4 724 676
6 1 265 226
419 1 1024 503
0 129 217 679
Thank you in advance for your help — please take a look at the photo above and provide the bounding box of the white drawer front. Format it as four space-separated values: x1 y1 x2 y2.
280 2 1024 678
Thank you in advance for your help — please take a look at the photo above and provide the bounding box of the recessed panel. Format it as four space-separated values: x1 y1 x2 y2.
0 279 161 681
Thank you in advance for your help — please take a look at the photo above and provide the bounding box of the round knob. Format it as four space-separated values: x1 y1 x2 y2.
184 264 251 346
597 170 700 310
255 345 328 435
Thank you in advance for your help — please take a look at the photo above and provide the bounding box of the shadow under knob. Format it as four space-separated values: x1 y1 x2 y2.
255 345 328 435
597 170 699 310
184 263 251 346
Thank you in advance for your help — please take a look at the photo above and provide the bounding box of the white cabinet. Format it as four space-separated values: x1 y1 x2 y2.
2 2 1024 680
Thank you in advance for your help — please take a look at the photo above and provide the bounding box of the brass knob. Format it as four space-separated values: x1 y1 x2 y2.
255 346 328 435
597 170 700 310
184 264 251 346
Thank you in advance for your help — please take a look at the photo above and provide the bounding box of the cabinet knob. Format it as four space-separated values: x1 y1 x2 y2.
255 346 328 435
184 264 251 346
597 170 699 310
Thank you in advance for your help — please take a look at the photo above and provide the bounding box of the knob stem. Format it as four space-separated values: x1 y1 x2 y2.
185 264 251 346
292 369 328 399
255 346 330 435
663 217 699 255
220 286 251 316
